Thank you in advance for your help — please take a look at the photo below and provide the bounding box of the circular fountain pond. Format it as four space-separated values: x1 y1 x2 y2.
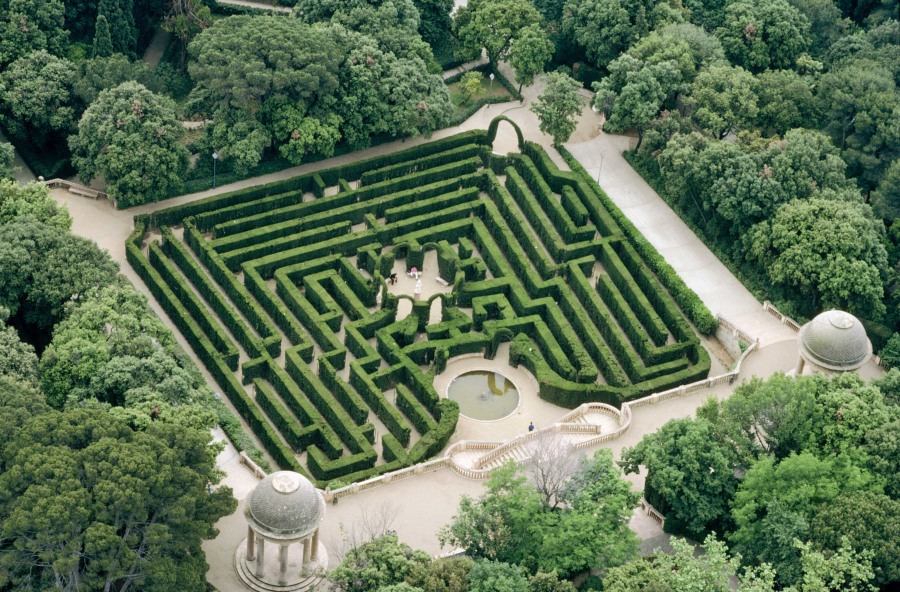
447 370 520 421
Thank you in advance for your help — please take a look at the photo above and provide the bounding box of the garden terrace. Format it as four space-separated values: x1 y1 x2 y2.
127 121 712 486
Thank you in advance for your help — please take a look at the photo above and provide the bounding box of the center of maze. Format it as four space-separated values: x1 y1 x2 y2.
127 123 711 487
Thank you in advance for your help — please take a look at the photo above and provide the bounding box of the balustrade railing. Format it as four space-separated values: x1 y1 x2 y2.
240 316 763 500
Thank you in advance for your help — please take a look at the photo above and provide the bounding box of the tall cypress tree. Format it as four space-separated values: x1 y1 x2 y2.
98 0 135 56
92 14 113 57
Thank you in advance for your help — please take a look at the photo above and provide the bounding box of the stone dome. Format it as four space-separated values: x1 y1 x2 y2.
244 471 325 540
799 310 872 372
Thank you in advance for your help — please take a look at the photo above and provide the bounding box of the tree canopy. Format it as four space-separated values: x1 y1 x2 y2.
508 24 554 93
454 0 542 71
0 0 68 66
0 51 79 146
70 81 189 207
189 16 341 115
715 0 811 73
745 197 888 319
0 179 71 230
0 406 236 591
0 220 118 336
620 417 737 536
441 451 638 577
530 72 583 146
624 371 899 587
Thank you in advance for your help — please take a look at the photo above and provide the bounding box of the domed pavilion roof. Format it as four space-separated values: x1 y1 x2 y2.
244 471 325 540
799 310 872 372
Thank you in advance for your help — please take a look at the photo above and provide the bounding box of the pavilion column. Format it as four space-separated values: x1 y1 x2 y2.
796 356 806 375
256 538 266 578
246 526 256 561
278 544 289 585
303 535 312 563
310 529 319 561
297 539 305 571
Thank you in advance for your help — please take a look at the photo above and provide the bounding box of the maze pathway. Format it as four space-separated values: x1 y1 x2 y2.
127 121 711 487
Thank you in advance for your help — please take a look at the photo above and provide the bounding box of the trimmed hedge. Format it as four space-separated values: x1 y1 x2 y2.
128 121 715 484
557 145 718 335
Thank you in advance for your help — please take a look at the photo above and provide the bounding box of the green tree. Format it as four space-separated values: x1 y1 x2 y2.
605 534 876 592
730 452 879 584
63 0 102 42
0 179 71 229
530 71 582 146
330 534 432 592
468 561 529 592
267 99 343 163
441 452 638 577
803 372 897 457
527 571 575 592
0 0 68 65
810 492 900 587
754 70 817 136
688 64 758 139
593 56 679 148
413 0 454 49
686 0 731 29
73 53 164 105
745 197 888 319
297 0 435 66
716 0 811 72
0 324 38 386
454 0 542 72
70 82 189 207
560 0 685 69
38 281 210 423
879 335 900 372
698 374 819 464
788 539 876 592
189 16 341 114
0 142 13 179
627 23 726 92
786 0 847 56
0 50 79 146
620 417 738 537
763 128 857 202
407 556 474 592
162 0 211 71
871 158 900 219
508 24 554 93
817 59 900 193
0 407 236 591
604 535 739 592
98 0 136 56
543 449 639 576
439 463 546 566
335 31 451 150
459 71 484 105
188 16 346 166
0 221 119 336
204 111 271 174
92 13 113 57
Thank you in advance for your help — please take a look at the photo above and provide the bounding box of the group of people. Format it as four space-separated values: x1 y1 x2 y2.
386 267 420 286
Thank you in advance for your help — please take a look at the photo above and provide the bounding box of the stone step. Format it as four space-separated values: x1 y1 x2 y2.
234 541 327 592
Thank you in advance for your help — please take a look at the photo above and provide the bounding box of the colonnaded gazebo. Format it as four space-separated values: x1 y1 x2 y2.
235 471 328 592
796 309 873 374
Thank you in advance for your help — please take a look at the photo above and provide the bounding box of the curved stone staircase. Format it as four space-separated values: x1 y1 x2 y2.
445 402 629 479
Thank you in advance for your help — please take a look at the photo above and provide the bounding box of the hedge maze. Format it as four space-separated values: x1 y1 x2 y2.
127 119 713 486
